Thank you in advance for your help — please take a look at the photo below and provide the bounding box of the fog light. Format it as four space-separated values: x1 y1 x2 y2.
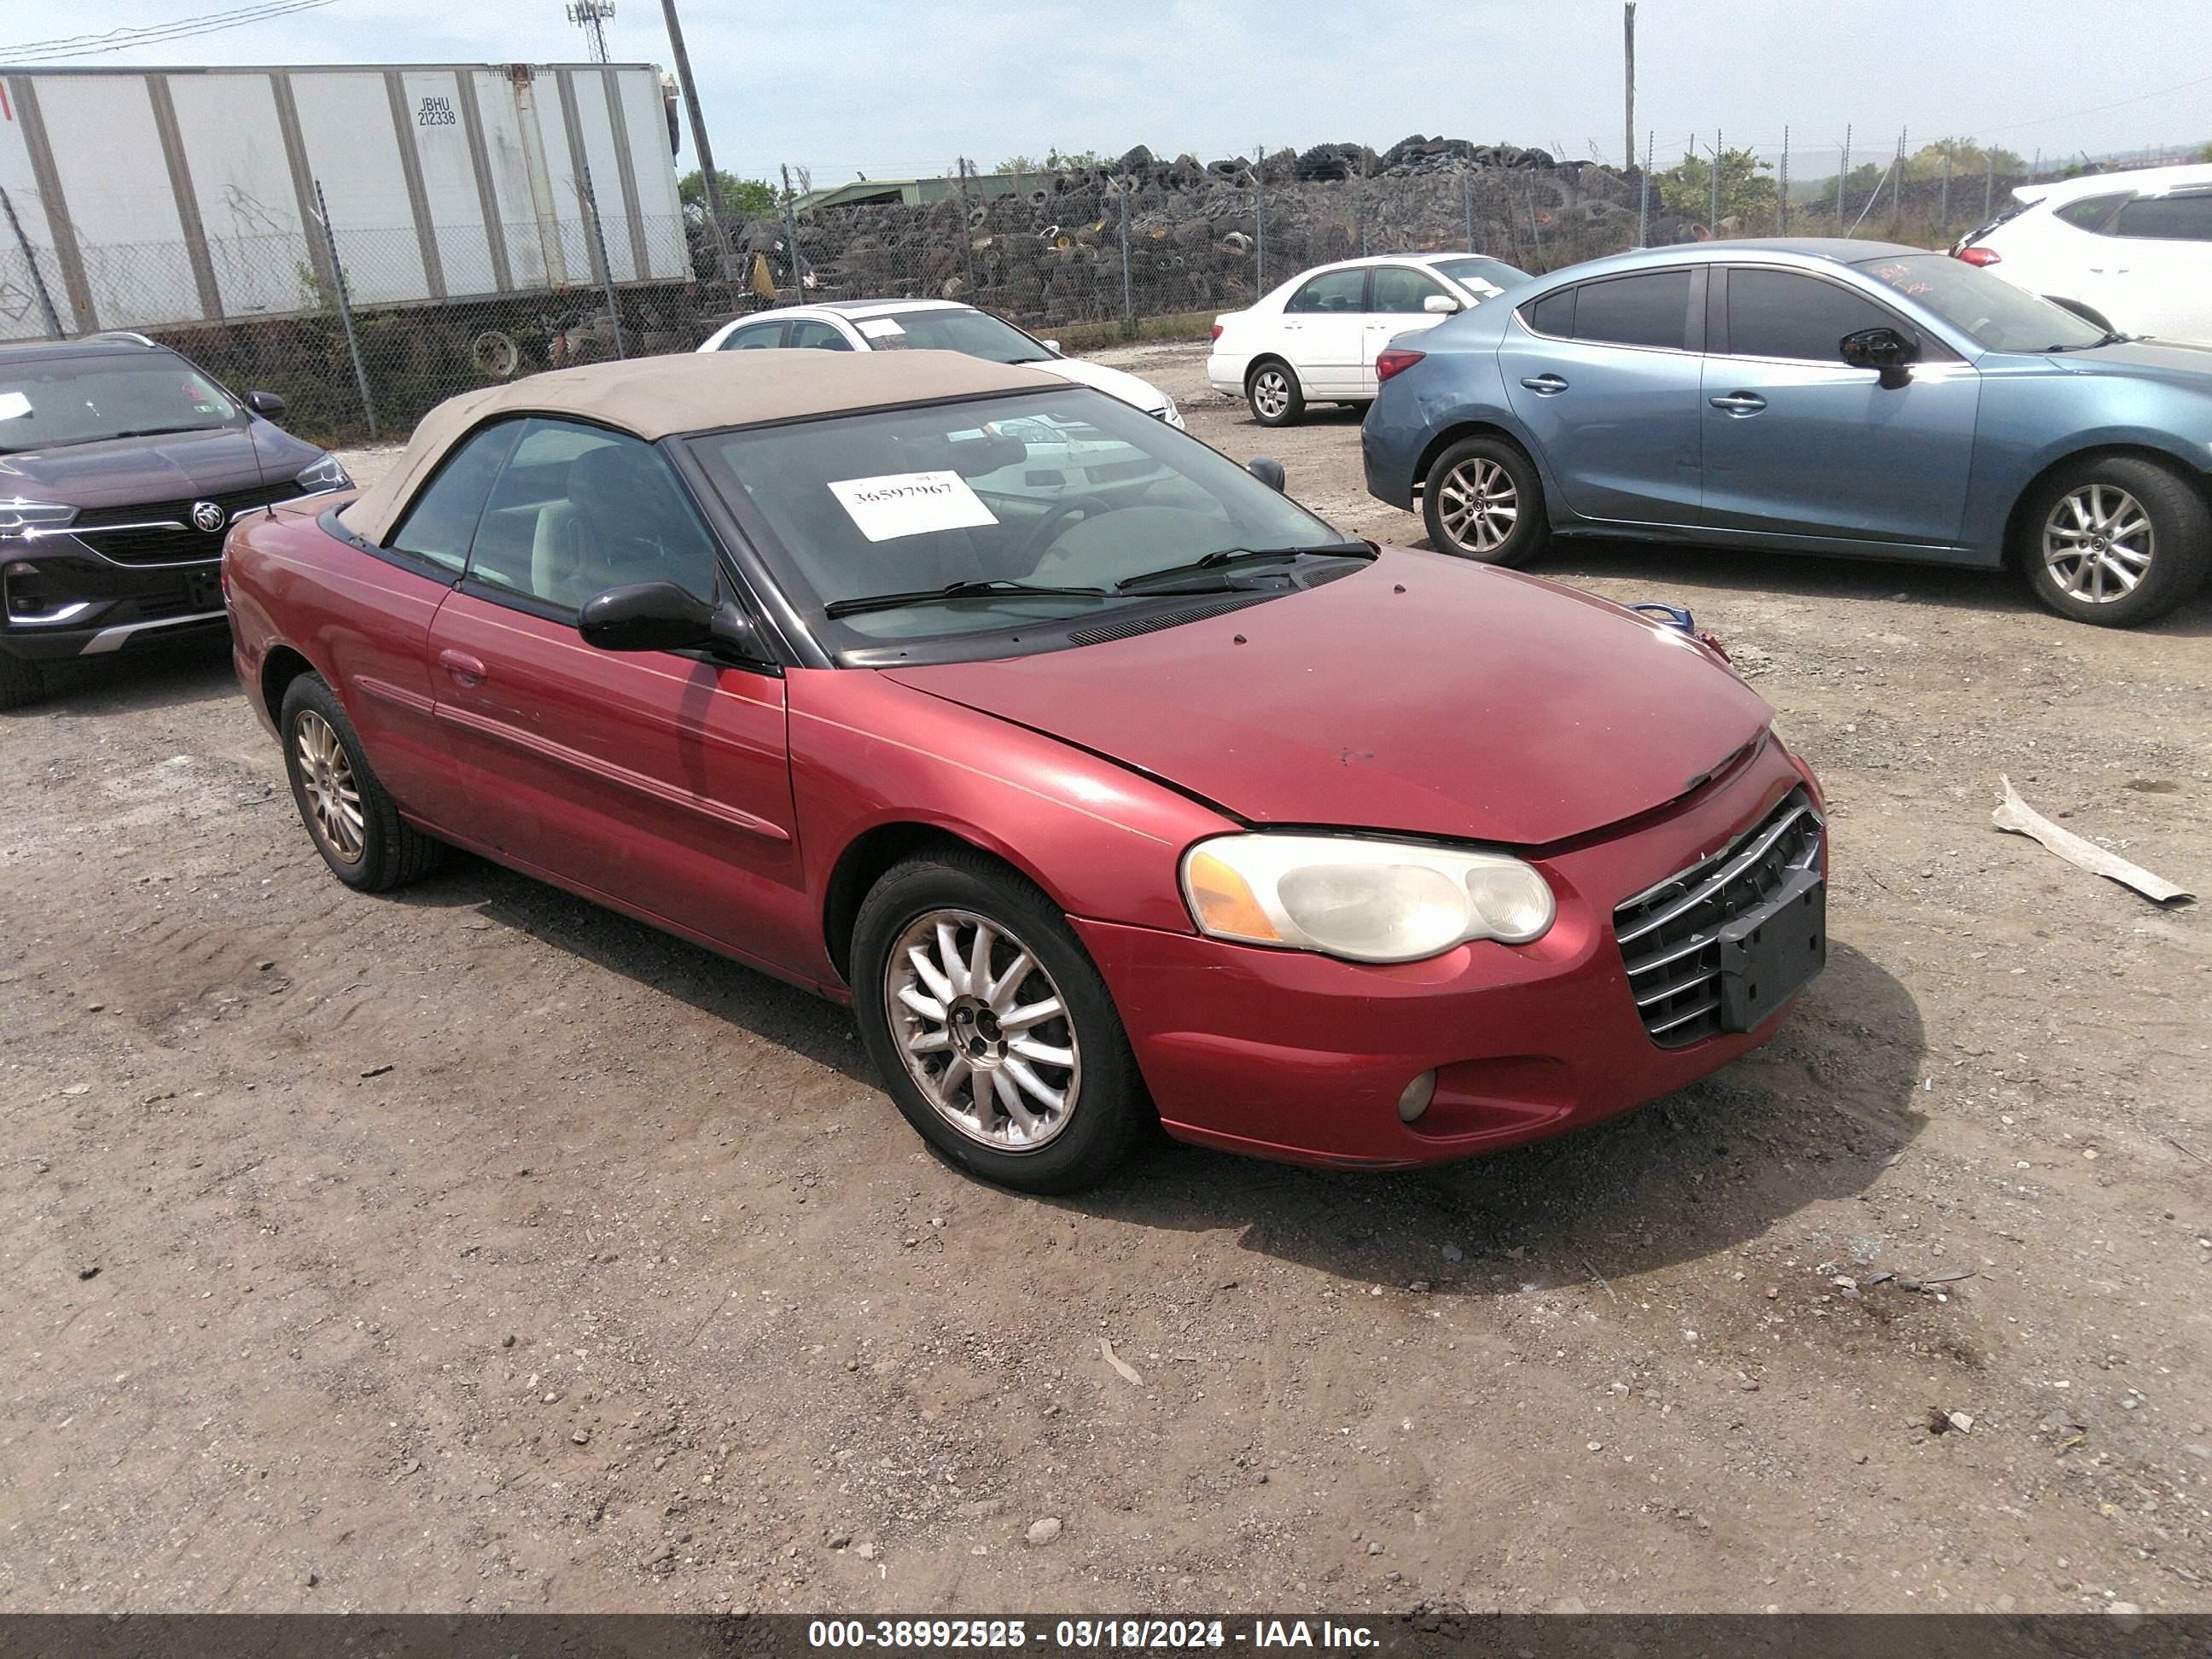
1397 1069 1437 1124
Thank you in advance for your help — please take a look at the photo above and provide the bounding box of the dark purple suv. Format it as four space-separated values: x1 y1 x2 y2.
1 333 349 708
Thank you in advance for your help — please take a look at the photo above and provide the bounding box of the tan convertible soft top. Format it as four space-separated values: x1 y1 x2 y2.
338 348 1059 546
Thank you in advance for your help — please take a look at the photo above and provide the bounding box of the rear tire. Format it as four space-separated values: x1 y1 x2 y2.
1245 359 1305 427
0 651 49 712
2018 456 2209 628
851 849 1148 1194
1422 434 1550 567
279 672 444 891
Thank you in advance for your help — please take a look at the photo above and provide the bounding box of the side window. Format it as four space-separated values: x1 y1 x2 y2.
2053 194 2125 233
719 322 785 351
789 319 854 351
1369 265 1451 314
465 417 721 618
387 420 525 573
1726 269 1904 362
1520 286 1575 337
2110 192 2212 242
1285 269 1368 314
1573 271 1691 350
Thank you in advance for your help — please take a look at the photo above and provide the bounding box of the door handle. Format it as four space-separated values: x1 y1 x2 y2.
1709 393 1767 415
1520 374 1569 394
438 649 486 687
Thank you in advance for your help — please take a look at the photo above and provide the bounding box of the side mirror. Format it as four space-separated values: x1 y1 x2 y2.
245 389 287 416
1422 294 1461 314
1041 339 1062 355
1839 326 1919 389
579 581 717 652
1246 457 1286 493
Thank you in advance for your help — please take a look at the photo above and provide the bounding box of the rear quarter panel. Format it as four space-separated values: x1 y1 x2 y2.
1360 306 1531 510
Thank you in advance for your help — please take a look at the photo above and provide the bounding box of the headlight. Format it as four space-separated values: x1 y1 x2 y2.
0 500 77 541
294 454 352 491
1181 833 1555 963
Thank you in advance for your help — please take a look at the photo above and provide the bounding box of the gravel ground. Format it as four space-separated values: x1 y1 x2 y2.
3 341 2209 1615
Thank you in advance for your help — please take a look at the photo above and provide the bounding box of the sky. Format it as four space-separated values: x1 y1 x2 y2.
12 0 2212 184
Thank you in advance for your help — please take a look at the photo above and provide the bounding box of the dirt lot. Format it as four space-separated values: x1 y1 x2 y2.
4 341 2209 1615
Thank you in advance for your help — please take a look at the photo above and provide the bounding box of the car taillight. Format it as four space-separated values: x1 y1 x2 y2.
1209 323 1223 342
1375 347 1425 383
1956 245 2000 266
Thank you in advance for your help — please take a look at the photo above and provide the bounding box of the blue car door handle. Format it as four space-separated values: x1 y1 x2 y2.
1520 374 1569 394
1709 392 1767 415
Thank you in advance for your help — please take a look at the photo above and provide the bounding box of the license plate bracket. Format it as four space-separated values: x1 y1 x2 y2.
1717 868 1825 1033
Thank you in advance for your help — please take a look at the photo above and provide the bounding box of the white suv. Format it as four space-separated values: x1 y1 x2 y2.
1208 253 1528 425
1953 164 2212 344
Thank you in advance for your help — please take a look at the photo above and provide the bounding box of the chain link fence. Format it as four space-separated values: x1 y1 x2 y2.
1 143 2056 448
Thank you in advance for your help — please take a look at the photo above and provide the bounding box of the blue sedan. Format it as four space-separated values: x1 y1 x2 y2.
1360 238 2212 626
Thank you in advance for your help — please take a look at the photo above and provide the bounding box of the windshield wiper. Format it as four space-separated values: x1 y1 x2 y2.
96 424 226 441
1115 540 1374 593
2043 330 2128 352
824 579 1107 619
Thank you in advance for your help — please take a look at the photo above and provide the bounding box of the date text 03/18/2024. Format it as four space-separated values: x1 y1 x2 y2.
805 1620 1381 1650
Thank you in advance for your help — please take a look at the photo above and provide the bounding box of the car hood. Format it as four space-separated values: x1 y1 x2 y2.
2051 335 2212 386
1031 354 1173 413
0 420 323 510
882 548 1773 847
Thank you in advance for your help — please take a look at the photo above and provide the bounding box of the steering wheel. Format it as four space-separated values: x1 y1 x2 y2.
1017 494 1115 566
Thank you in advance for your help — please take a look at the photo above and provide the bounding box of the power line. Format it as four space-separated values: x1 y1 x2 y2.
1 0 338 63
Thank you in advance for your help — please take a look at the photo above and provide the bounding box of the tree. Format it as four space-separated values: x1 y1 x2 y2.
678 168 777 223
994 149 1108 174
1656 144 1776 226
1807 161 1884 216
1906 138 2026 178
2197 140 2212 163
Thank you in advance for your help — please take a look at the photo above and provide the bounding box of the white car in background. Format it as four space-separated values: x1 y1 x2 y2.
698 299 1184 428
1953 163 2212 344
1208 253 1528 425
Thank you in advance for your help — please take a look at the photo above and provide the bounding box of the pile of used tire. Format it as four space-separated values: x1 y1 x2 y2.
744 135 1703 327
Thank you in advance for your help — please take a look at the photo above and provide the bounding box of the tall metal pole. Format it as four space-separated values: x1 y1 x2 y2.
1636 130 1652 245
311 179 376 439
1622 2 1637 177
1254 142 1266 290
659 0 729 273
778 163 801 300
1837 125 1852 232
0 187 62 339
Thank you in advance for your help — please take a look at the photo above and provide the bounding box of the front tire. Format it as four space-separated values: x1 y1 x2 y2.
279 673 444 891
851 849 1148 1193
2019 456 2209 627
1245 359 1305 427
0 651 49 712
1422 434 1550 566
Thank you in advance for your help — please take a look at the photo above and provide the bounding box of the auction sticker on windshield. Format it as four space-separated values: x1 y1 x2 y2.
0 392 31 421
830 470 999 542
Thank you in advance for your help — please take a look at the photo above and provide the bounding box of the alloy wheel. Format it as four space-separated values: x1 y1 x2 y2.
294 709 365 864
1436 457 1520 555
884 909 1080 1152
1250 368 1291 420
2043 483 2153 604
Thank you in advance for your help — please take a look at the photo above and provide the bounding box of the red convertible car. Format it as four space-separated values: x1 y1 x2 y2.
225 351 1826 1192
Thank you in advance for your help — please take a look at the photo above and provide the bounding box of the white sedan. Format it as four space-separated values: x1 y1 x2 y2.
1953 163 2212 345
698 299 1183 428
1207 253 1528 425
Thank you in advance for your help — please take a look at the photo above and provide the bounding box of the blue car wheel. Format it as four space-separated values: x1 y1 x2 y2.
1422 435 1549 567
2019 456 2210 629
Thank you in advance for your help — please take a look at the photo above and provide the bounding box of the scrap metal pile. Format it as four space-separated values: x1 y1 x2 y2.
732 138 1705 326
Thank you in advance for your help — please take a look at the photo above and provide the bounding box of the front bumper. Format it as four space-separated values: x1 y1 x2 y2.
0 545 229 661
1072 741 1823 1169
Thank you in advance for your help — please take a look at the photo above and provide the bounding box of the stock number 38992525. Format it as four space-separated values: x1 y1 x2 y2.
807 1620 1231 1650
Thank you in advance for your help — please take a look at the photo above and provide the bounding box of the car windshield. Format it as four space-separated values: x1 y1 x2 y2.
0 354 242 451
687 387 1358 653
1854 253 2107 352
853 309 1054 364
1432 256 1528 294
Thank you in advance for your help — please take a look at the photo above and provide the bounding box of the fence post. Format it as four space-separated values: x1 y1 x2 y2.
311 178 377 441
0 186 62 339
1118 180 1133 326
1463 162 1476 251
1636 131 1652 246
1709 128 1720 236
1526 176 1544 269
1940 152 1952 235
1254 142 1266 291
1889 127 1906 233
578 158 625 359
1984 152 1994 221
954 156 977 299
1778 126 1790 236
1357 149 1370 257
779 164 802 302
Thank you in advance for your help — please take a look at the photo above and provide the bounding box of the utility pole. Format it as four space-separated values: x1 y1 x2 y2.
659 0 729 275
1622 2 1637 174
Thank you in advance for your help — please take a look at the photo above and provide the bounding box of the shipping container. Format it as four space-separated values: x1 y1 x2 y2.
0 61 688 339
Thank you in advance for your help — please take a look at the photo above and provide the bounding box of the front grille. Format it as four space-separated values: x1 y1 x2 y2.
71 480 305 565
1612 789 1824 1048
